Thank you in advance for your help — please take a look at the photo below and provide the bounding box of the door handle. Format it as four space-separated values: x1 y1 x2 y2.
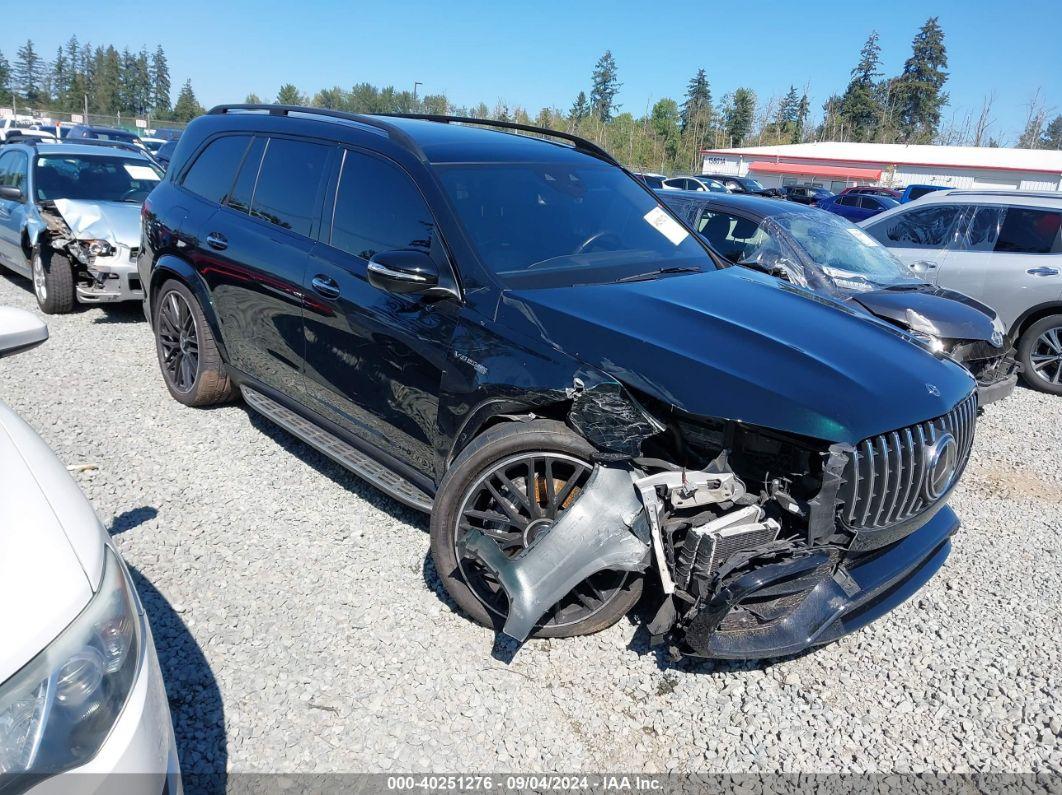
311 275 341 299
911 260 937 272
205 232 228 251
1027 266 1059 277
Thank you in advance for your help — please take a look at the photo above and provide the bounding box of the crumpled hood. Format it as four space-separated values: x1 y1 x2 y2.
497 267 975 445
51 199 141 247
849 284 1001 344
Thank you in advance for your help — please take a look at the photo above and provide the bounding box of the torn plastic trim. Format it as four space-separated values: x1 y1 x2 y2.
458 464 651 642
567 377 665 459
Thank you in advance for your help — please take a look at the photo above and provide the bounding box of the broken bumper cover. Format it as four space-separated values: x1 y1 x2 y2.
976 372 1017 407
684 504 959 659
77 251 144 304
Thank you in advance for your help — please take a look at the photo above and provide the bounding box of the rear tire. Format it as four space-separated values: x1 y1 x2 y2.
430 420 644 638
33 249 76 315
153 279 236 406
1017 315 1062 395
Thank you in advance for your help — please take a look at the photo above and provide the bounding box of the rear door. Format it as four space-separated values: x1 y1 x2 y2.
301 146 457 476
936 204 1062 331
864 203 966 283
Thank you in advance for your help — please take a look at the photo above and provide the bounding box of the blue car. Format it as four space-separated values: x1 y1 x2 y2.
818 192 898 222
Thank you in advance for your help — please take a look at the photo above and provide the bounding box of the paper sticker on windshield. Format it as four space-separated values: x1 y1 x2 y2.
847 226 877 247
643 206 689 246
124 164 160 181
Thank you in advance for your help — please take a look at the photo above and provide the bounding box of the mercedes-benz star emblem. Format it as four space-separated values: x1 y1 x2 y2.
926 383 940 397
991 330 1004 348
923 432 958 500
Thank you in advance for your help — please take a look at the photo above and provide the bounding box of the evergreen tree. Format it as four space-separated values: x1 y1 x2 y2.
723 88 756 146
14 40 44 103
893 17 949 143
51 48 69 110
680 68 712 132
837 32 884 141
93 47 122 114
1042 115 1062 150
172 80 204 122
650 97 681 160
245 92 262 104
793 92 810 143
275 83 305 105
589 51 621 122
150 46 171 113
0 49 9 108
568 91 590 123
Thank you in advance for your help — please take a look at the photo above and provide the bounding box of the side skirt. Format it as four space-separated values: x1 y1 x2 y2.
241 385 434 513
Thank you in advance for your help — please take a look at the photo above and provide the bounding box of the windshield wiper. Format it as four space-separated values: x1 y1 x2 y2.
615 266 702 283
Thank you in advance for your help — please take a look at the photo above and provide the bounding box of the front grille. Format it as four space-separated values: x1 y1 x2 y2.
838 392 977 529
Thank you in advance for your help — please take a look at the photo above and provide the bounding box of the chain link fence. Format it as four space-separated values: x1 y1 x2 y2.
1 105 187 137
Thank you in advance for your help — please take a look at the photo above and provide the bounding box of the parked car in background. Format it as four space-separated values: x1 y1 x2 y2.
634 172 666 189
699 173 770 195
781 184 834 206
659 189 1017 405
30 124 71 140
840 185 902 200
759 187 786 199
901 184 949 203
0 141 162 313
863 190 1062 394
153 141 178 170
0 120 57 144
141 137 167 154
818 192 899 223
0 307 181 794
140 105 977 661
662 175 729 192
65 125 148 151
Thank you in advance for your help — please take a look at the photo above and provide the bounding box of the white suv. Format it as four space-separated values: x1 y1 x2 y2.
862 191 1062 394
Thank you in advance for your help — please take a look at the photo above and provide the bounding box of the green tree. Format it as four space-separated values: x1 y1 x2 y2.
568 90 590 124
793 92 809 143
150 46 171 113
723 88 756 146
893 17 949 142
1042 115 1062 150
60 37 83 113
650 97 681 160
172 79 204 122
244 92 262 104
837 32 884 141
14 40 44 103
0 49 10 107
312 86 347 109
589 51 621 122
51 47 68 110
680 68 711 132
275 83 305 105
421 93 449 115
93 47 121 114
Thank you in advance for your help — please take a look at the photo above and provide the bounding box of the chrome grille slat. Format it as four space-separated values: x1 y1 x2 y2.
840 393 977 530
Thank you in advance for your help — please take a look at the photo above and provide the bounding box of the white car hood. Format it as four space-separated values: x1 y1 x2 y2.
52 199 142 248
0 400 108 683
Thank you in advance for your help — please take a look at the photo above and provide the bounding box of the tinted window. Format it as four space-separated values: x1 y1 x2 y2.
641 175 664 189
330 150 433 260
869 205 962 249
995 208 1062 255
0 151 27 189
837 196 859 207
227 137 266 213
249 138 330 237
182 135 250 204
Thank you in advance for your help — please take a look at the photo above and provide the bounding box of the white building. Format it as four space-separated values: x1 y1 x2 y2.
701 141 1062 194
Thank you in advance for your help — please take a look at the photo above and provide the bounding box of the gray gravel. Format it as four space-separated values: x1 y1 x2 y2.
0 270 1059 777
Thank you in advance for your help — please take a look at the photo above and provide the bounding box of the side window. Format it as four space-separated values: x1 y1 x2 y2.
0 151 27 189
249 138 331 237
0 152 16 187
226 137 267 214
994 208 1062 255
329 149 434 261
837 196 858 207
960 206 1004 252
699 211 772 263
868 205 962 249
181 135 251 205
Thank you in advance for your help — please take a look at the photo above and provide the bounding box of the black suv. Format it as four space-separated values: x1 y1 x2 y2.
139 105 977 659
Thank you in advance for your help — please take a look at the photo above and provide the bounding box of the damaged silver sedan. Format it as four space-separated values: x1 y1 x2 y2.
0 142 160 313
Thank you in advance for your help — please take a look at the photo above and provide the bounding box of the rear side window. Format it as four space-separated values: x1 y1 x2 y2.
329 149 434 260
995 208 1062 255
249 138 331 237
181 135 251 204
226 137 266 214
868 205 962 249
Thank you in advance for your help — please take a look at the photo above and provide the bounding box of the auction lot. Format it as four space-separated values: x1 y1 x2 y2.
0 271 1059 776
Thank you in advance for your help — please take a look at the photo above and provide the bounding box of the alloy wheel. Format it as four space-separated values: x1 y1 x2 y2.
454 452 631 629
1030 326 1062 386
33 254 47 301
157 290 200 392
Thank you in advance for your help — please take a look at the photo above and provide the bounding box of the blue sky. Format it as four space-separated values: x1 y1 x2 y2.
3 0 1060 142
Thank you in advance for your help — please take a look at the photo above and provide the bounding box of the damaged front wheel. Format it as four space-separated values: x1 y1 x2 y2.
33 250 76 315
430 420 644 638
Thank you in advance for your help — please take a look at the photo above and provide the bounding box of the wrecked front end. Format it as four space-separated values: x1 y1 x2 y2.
39 199 144 304
463 385 975 661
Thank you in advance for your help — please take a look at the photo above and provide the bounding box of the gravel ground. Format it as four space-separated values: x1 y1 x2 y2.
0 270 1059 779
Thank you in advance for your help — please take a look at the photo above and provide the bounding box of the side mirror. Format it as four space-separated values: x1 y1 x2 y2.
0 185 24 202
367 249 439 295
0 307 48 358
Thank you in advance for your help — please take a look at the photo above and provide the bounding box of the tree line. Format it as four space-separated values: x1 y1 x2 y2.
3 19 1058 162
0 38 205 123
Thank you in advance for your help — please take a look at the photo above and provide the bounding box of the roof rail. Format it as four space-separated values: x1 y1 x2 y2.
942 189 1062 200
378 113 620 165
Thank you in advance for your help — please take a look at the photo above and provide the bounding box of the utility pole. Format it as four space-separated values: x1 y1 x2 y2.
413 81 422 107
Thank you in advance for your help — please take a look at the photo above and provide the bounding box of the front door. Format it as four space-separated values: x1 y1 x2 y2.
864 203 968 285
301 147 456 477
0 150 31 273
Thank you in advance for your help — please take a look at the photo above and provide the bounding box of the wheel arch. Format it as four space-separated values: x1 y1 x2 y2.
148 256 229 362
1012 301 1062 341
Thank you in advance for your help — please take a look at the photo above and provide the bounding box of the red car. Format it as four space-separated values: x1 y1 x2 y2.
839 185 901 199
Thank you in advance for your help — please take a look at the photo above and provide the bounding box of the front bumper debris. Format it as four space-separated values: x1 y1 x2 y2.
682 505 959 659
76 248 144 304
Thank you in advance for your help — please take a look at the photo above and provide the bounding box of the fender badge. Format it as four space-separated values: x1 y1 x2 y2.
926 383 940 397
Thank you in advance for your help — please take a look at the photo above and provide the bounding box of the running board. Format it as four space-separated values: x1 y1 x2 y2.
241 386 434 513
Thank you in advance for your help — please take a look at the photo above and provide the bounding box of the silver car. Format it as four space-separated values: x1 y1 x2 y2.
862 191 1062 394
0 142 162 314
